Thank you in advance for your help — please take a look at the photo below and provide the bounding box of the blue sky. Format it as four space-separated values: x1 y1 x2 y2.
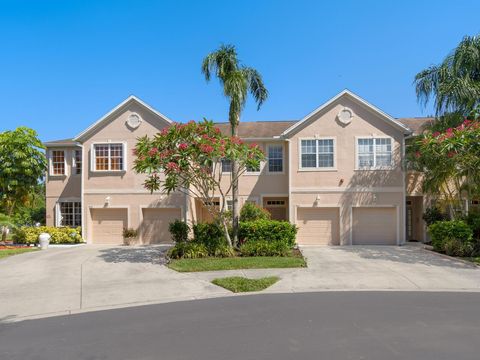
1 0 479 142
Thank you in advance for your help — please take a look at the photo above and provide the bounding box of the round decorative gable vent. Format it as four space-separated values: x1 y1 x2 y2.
126 113 142 129
337 107 354 125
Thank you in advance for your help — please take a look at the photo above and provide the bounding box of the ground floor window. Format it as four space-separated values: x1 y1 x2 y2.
58 201 82 227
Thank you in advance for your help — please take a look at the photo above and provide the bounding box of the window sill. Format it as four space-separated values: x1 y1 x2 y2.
49 174 67 178
90 170 126 174
354 167 395 171
298 168 337 172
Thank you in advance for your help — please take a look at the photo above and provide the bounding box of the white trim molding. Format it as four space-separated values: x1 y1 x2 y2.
74 95 173 141
281 89 411 137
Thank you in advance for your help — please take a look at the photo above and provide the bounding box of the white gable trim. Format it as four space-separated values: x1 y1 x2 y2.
74 95 173 142
281 89 411 137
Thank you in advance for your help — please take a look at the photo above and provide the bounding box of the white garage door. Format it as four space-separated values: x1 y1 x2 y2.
296 208 340 245
141 208 182 244
352 207 397 245
91 208 128 244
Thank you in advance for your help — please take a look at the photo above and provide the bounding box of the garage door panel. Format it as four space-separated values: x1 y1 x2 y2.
296 208 340 245
352 207 397 245
91 208 128 245
141 208 181 244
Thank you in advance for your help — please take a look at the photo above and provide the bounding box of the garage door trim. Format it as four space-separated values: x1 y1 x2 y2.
350 205 399 245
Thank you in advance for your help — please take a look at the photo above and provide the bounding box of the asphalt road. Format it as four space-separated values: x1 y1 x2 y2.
1 292 479 360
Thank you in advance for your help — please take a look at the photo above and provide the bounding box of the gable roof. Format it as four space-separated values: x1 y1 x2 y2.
281 89 412 137
74 95 173 142
215 121 296 139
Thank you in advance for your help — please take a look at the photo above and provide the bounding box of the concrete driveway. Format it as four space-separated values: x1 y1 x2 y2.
1 244 480 322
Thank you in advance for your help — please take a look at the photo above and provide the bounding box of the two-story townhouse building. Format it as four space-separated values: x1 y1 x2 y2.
44 90 431 246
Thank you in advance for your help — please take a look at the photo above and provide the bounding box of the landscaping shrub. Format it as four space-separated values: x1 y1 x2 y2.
14 226 83 244
168 220 189 243
428 220 473 255
211 244 236 258
443 238 474 257
423 206 447 226
193 222 228 252
240 203 271 222
168 242 209 259
239 240 290 257
239 220 297 248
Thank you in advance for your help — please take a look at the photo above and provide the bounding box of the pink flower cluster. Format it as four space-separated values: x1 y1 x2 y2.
166 162 180 172
148 147 159 156
199 144 214 154
231 136 243 145
178 143 188 150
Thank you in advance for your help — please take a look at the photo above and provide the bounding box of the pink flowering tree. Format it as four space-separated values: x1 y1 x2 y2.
407 109 480 217
133 120 265 247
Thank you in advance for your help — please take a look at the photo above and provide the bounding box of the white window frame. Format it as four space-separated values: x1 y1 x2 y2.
72 149 82 175
90 142 127 172
267 143 284 174
49 149 67 176
55 200 82 227
298 137 336 171
355 136 394 170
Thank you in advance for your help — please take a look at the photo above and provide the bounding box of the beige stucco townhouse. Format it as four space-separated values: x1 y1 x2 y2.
44 90 432 245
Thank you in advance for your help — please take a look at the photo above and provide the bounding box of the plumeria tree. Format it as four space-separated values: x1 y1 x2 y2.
407 109 480 217
133 120 265 247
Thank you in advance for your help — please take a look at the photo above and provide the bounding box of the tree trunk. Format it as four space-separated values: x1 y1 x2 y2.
231 115 240 248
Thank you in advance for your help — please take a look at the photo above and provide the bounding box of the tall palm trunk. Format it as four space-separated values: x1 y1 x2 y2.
231 112 240 248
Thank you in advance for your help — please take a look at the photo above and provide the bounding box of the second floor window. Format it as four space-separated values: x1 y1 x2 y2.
221 158 232 173
268 144 283 172
73 150 82 175
51 150 65 175
94 144 124 171
300 139 335 169
357 138 392 169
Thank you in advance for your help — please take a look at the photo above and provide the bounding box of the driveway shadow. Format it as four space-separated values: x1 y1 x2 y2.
334 246 477 269
97 246 171 265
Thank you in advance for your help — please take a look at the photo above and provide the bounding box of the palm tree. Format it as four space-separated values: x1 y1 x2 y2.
202 44 268 246
414 35 480 116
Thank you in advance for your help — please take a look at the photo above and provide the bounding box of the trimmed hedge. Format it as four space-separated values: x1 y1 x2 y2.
239 240 290 257
169 220 189 243
428 220 473 256
239 220 297 248
14 226 83 244
240 203 271 222
193 222 228 252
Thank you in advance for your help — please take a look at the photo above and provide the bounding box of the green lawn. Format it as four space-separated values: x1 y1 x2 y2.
0 247 38 260
212 276 280 293
167 255 306 272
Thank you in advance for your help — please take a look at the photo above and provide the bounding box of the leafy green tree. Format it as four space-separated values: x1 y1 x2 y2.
133 120 265 247
414 35 480 116
201 44 268 247
0 127 46 216
407 110 480 217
